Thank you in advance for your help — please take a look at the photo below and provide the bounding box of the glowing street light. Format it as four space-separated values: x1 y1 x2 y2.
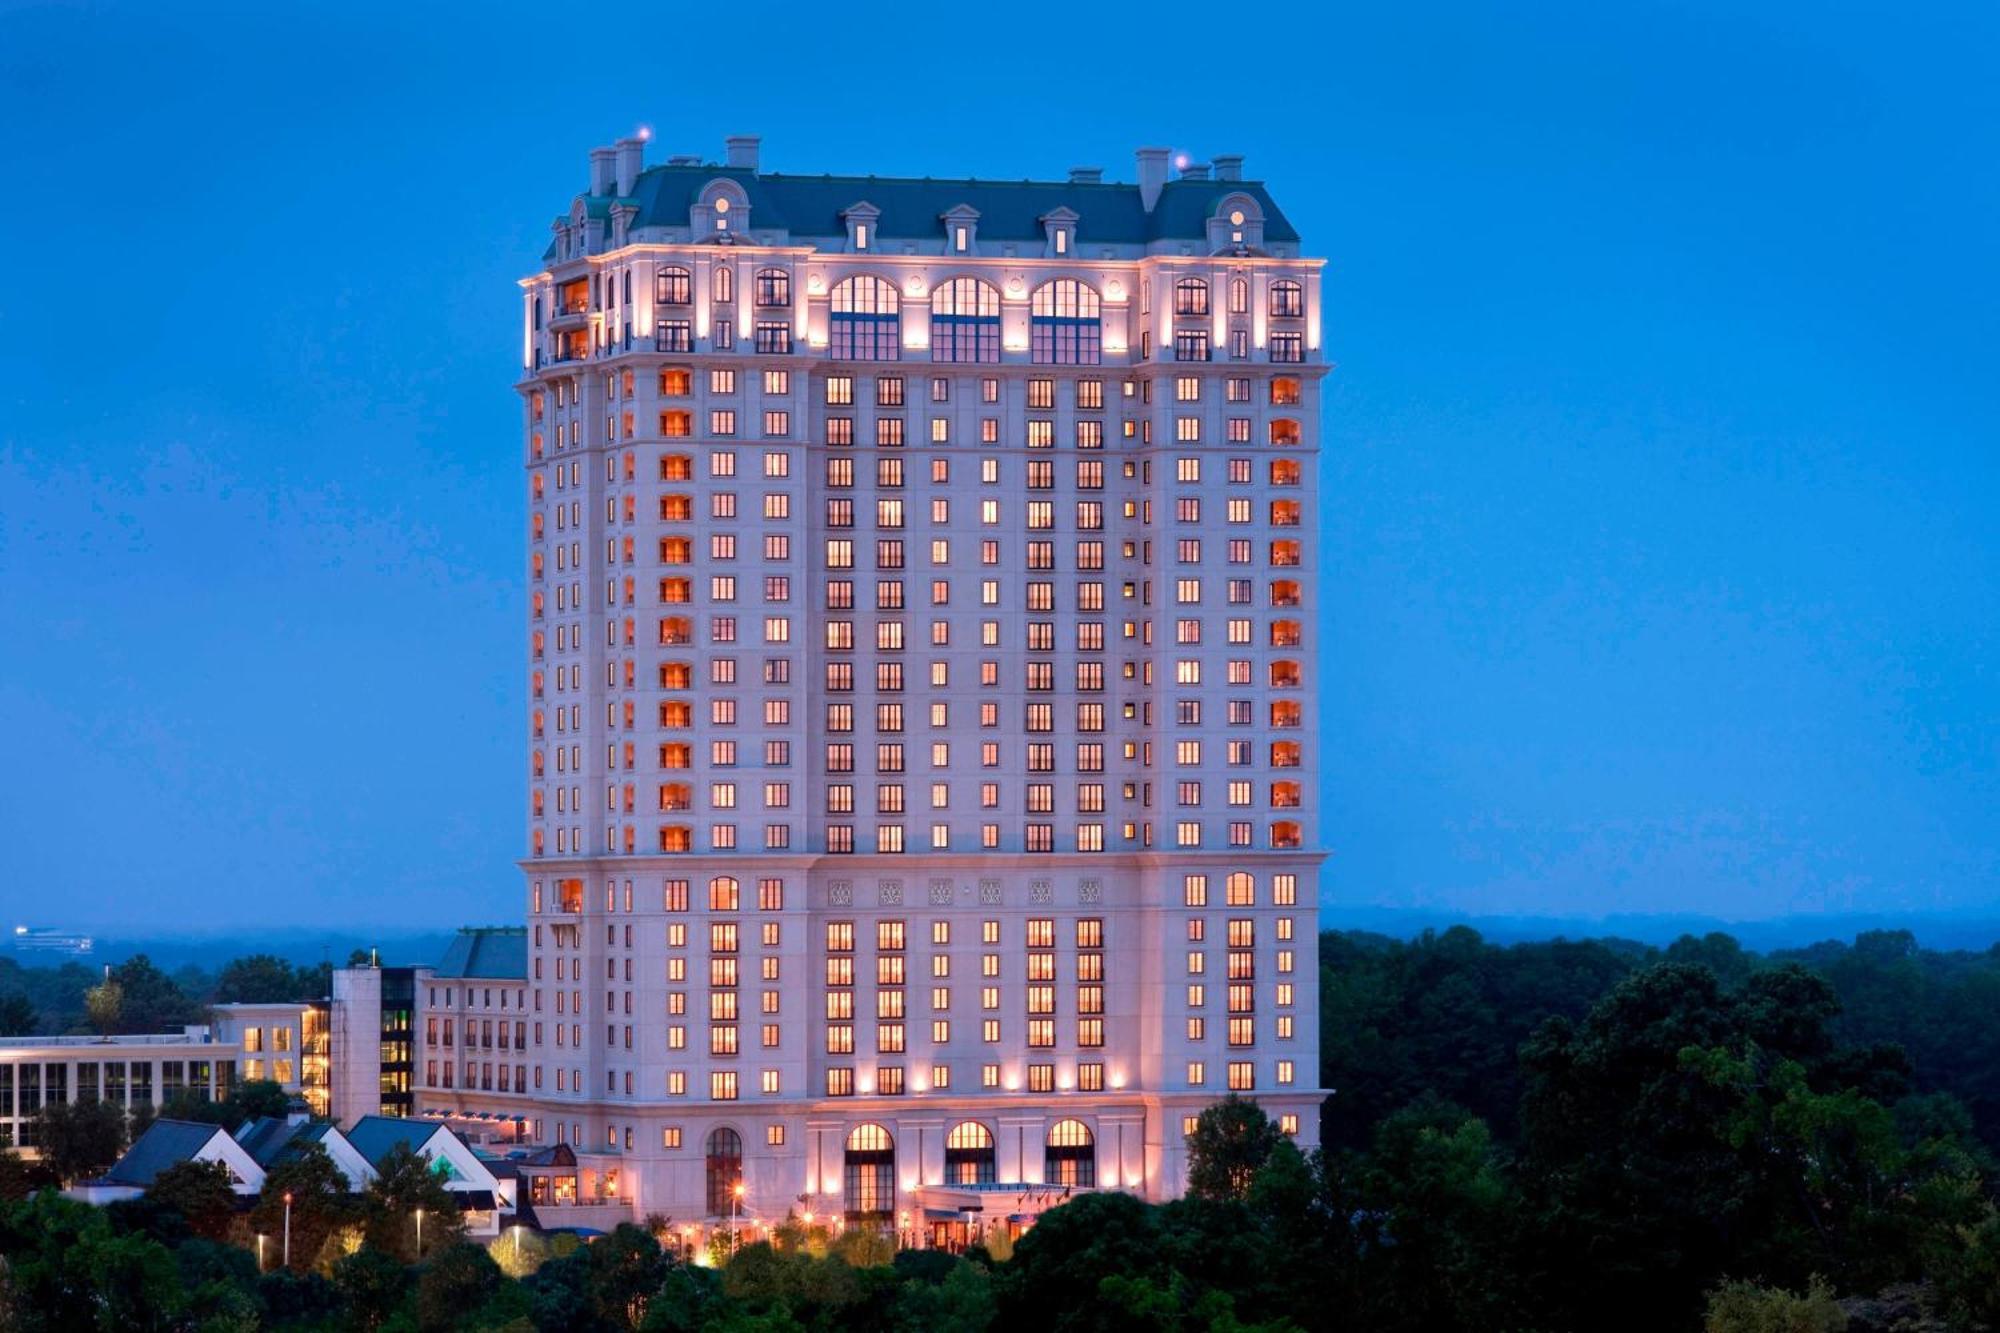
282 1191 293 1269
415 1207 425 1259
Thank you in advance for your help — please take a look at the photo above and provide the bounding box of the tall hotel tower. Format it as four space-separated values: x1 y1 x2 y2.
515 134 1324 1229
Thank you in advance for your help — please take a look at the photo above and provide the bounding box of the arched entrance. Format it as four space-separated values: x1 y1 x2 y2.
944 1121 996 1185
705 1126 742 1216
1045 1119 1096 1187
843 1123 895 1221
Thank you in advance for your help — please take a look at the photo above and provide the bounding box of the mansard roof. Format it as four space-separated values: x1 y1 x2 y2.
621 168 1299 246
433 927 527 981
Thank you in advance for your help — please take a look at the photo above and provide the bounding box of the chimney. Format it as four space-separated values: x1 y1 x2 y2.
1135 147 1170 213
614 136 644 195
667 154 702 166
588 146 615 196
1213 154 1244 182
725 135 761 171
1180 162 1211 181
1068 166 1103 185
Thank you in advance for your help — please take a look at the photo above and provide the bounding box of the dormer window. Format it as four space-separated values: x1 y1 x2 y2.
1039 207 1078 260
941 204 980 257
842 202 880 254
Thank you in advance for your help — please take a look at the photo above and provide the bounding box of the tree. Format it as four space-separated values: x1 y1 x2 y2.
154 1079 293 1133
362 1144 464 1262
0 993 36 1036
145 1159 237 1241
27 1098 127 1185
84 978 123 1035
583 1223 669 1329
1184 1094 1285 1200
1703 1275 1848 1333
415 1242 503 1333
333 1245 411 1330
80 956 203 1037
249 1142 354 1271
213 955 306 1004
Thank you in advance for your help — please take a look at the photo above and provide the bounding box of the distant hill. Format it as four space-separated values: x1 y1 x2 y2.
1324 905 2000 952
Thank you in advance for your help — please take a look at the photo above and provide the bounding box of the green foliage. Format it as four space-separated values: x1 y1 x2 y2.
105 955 205 1033
26 1096 127 1185
1704 1275 1848 1333
334 1244 411 1329
84 978 123 1035
249 1140 356 1272
362 1144 466 1262
153 1078 293 1133
1184 1094 1285 1200
145 1158 239 1242
213 952 320 1003
416 1241 504 1332
0 992 37 1036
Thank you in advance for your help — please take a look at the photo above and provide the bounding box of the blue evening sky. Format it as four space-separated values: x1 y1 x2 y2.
0 2 1993 931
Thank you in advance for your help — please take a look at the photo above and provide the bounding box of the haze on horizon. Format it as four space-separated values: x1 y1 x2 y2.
0 2 1992 933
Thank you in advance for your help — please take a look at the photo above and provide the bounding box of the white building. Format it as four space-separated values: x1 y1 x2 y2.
502 132 1327 1236
0 1029 242 1153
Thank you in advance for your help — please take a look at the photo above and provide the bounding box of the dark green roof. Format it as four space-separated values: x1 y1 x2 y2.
345 1114 424 1168
103 1119 228 1186
434 927 527 980
623 167 1298 245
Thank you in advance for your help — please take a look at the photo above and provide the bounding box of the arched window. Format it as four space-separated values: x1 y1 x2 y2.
1030 280 1102 366
754 267 792 308
929 279 1001 364
1228 276 1249 316
712 265 734 304
1226 871 1255 907
708 876 739 910
656 266 692 306
1045 1119 1095 1187
705 1127 742 1216
844 1123 895 1220
829 276 901 361
944 1121 996 1185
1269 280 1304 319
1174 277 1209 317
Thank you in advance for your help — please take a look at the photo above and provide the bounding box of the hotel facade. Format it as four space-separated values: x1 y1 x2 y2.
502 133 1327 1231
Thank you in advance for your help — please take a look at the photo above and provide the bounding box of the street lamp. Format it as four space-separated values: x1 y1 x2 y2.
282 1191 293 1269
732 1180 745 1256
256 1233 266 1272
511 1224 523 1268
415 1207 425 1259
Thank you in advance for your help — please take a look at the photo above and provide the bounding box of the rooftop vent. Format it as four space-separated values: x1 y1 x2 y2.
1068 166 1103 185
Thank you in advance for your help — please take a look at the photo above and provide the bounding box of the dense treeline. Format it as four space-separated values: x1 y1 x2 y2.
1319 926 2000 1157
0 950 366 1036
